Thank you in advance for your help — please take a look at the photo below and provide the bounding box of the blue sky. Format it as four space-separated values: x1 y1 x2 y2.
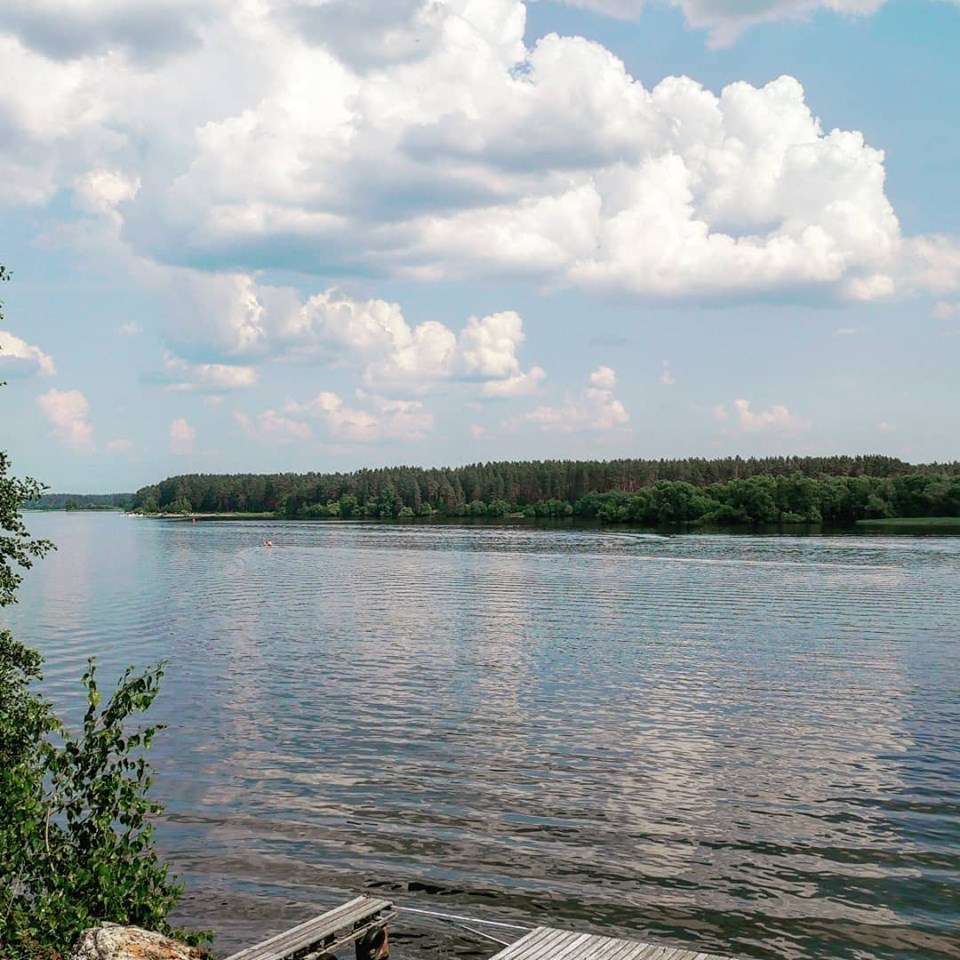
1 0 958 493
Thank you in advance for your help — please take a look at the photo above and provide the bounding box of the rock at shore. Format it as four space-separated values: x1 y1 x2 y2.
71 924 206 960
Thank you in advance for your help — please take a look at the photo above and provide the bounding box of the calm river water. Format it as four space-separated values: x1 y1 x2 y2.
6 513 960 960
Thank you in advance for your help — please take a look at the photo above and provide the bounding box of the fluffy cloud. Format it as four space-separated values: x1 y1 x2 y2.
0 330 56 378
1 0 929 303
0 35 118 205
0 0 225 62
553 0 886 45
365 309 535 392
106 438 132 452
151 351 258 392
73 168 139 213
169 417 196 454
933 301 959 321
714 398 811 435
590 365 617 390
277 0 452 70
161 272 284 361
36 388 94 449
285 391 434 442
160 26 900 300
162 273 543 395
234 409 311 443
519 365 629 433
899 236 960 295
482 364 547 397
659 359 675 385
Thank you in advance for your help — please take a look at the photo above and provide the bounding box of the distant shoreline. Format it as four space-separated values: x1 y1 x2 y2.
139 512 277 521
126 511 960 533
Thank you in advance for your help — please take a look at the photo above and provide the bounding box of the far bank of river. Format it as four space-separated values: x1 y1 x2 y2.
138 510 960 535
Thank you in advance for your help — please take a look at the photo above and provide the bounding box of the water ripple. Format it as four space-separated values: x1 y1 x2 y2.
4 514 959 960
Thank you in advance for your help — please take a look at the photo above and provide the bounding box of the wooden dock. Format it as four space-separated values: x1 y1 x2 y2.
223 896 395 960
489 926 735 960
224 896 741 960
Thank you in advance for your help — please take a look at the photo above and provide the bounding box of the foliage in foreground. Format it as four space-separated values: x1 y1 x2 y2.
0 493 196 960
0 654 198 959
2 265 199 958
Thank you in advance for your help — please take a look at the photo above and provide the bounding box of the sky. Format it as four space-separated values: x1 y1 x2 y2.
1 0 958 493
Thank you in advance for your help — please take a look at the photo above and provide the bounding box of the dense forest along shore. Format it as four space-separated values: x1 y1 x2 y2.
125 455 960 526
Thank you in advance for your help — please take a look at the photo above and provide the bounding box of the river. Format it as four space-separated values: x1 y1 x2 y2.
5 513 960 960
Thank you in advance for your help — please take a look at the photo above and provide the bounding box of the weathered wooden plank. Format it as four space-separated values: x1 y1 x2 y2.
489 927 740 960
598 939 647 960
608 939 664 960
224 895 394 960
492 926 568 960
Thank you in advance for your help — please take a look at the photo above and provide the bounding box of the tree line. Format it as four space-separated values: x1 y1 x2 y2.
27 492 134 511
132 455 960 524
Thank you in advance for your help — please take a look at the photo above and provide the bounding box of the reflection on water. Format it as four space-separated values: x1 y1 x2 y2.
6 515 960 960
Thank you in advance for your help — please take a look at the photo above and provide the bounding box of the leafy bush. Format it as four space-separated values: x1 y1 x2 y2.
1 659 204 958
2 265 199 957
0 546 201 956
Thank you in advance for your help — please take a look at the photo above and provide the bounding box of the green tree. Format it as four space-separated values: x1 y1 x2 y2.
649 481 708 523
1 266 198 958
0 453 54 608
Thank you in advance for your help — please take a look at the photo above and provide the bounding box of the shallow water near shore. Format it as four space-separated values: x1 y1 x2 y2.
6 513 960 960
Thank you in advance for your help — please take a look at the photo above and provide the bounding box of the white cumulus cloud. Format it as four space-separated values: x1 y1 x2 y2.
165 31 900 301
285 391 434 443
482 364 547 397
590 365 617 390
714 398 811 435
519 365 630 433
74 168 140 213
0 0 227 63
162 273 543 396
901 236 960 295
153 351 258 392
234 409 311 443
169 417 196 454
37 388 94 449
366 309 536 392
0 0 955 308
0 330 56 378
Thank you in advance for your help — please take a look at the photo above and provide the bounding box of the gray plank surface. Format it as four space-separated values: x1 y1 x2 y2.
224 895 394 960
489 927 737 960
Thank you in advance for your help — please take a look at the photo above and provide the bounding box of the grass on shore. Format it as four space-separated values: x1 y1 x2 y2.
857 516 960 528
